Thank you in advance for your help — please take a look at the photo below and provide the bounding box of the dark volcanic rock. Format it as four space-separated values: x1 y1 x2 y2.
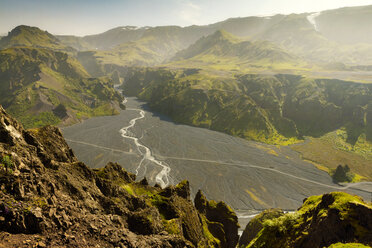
0 105 236 247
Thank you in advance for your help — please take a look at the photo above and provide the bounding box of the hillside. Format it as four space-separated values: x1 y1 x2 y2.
254 13 372 66
122 69 372 144
316 5 372 44
121 68 372 180
76 26 213 75
0 46 123 128
169 30 301 72
0 105 239 247
56 35 95 51
0 25 73 53
0 26 124 128
238 192 372 248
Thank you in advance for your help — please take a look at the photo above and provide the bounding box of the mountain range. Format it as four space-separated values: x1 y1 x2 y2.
0 3 372 248
1 4 371 179
53 5 372 68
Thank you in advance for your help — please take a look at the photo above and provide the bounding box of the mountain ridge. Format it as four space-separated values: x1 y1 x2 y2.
0 26 124 129
0 25 74 53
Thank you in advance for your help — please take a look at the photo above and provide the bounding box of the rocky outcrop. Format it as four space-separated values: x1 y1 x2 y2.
238 208 284 248
0 105 237 247
195 190 240 248
239 192 372 248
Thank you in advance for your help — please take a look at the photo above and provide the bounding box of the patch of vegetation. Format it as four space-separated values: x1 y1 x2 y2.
162 218 182 235
327 243 371 248
0 155 14 174
292 131 372 181
331 164 354 183
15 112 61 129
199 215 222 248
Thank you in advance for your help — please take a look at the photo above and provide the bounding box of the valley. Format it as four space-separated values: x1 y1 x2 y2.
62 97 372 211
1 3 372 247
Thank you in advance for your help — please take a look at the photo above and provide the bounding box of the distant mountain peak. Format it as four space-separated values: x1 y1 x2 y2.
209 29 241 43
0 25 72 52
171 29 295 64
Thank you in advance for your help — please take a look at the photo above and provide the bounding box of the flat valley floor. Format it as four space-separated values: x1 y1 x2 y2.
62 97 372 214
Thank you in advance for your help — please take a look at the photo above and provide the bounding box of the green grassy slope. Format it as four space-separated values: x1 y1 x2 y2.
168 30 305 73
239 192 372 248
0 25 74 53
0 47 123 128
122 68 372 145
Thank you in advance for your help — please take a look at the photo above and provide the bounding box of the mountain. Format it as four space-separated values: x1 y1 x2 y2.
0 105 239 247
170 30 299 70
56 35 94 51
62 25 212 52
0 26 124 128
253 13 372 65
77 29 188 71
0 25 73 52
121 68 372 180
316 5 372 44
53 5 372 70
238 192 372 248
81 26 148 50
0 47 124 128
75 26 214 76
122 69 372 145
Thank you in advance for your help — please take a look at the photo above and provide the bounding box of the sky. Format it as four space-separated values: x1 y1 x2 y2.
1 0 372 36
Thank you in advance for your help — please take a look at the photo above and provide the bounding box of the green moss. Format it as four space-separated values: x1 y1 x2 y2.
162 218 182 235
17 112 61 129
327 243 371 248
200 215 221 248
245 192 372 248
0 155 14 174
122 184 135 196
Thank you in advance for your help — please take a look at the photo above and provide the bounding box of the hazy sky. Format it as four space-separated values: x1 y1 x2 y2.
1 0 372 36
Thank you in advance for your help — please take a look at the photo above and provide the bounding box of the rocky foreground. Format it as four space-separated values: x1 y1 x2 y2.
0 105 239 247
0 104 371 248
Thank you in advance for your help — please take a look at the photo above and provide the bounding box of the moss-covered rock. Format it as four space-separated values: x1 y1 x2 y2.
241 192 372 248
327 243 371 248
195 190 240 248
238 209 284 248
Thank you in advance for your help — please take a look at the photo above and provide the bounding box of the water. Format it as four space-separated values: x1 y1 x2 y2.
62 97 371 211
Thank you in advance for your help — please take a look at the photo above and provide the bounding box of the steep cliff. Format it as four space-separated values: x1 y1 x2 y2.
121 68 372 146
